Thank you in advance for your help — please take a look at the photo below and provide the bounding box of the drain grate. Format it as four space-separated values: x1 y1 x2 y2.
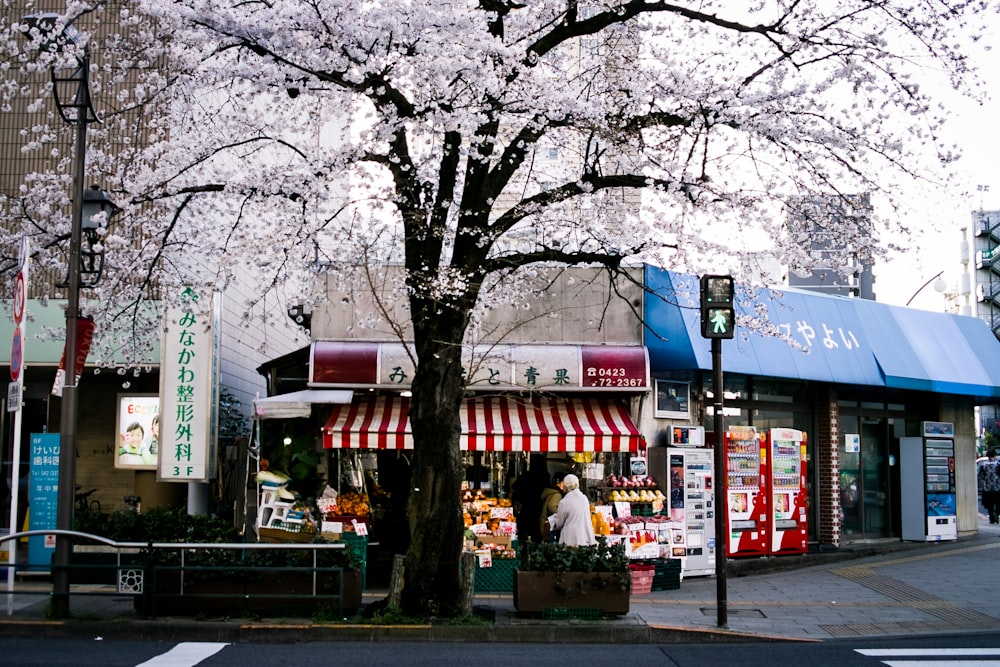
700 607 765 618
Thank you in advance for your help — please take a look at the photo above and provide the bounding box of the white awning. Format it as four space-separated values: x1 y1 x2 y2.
253 389 353 420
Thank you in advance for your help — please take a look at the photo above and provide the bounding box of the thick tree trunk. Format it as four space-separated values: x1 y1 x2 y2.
399 315 468 617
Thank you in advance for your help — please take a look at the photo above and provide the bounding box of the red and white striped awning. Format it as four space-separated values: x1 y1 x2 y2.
322 395 641 452
322 396 412 450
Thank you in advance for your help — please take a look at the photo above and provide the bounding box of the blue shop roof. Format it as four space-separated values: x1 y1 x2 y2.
644 266 1000 400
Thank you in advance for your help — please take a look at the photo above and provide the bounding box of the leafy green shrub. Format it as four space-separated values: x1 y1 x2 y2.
518 537 628 574
72 506 359 573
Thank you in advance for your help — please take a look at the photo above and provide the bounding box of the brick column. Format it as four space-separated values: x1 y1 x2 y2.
814 385 840 548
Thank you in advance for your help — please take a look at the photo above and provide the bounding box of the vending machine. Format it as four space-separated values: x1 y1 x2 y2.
723 425 769 557
764 428 808 555
647 426 716 577
900 421 957 542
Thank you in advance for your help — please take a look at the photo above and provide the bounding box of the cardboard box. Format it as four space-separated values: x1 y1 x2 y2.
258 526 317 543
475 534 514 548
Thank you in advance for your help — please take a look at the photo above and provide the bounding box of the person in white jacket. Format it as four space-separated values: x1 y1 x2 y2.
548 474 596 547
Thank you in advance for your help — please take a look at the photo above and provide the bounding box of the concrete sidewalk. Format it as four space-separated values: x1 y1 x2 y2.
2 520 999 643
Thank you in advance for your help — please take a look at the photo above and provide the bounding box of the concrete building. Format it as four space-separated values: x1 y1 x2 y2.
0 7 307 531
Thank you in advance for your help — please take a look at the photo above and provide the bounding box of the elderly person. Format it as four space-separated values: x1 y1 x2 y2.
548 474 596 547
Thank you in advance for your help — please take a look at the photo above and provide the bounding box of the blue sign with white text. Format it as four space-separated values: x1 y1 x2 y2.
28 433 60 570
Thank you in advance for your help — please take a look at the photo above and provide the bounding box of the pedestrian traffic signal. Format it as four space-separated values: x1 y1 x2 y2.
700 275 735 339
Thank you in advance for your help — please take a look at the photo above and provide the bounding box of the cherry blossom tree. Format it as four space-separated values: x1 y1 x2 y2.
1 0 988 616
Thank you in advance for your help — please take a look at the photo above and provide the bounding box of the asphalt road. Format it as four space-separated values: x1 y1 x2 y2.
5 635 1000 667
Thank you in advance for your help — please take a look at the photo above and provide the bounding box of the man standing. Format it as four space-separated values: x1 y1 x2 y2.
978 449 1000 524
511 454 549 544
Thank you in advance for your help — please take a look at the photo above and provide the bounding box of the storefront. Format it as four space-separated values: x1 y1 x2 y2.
252 341 653 577
643 267 1000 548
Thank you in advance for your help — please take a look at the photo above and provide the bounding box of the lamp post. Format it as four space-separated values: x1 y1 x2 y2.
20 13 118 618
905 270 947 307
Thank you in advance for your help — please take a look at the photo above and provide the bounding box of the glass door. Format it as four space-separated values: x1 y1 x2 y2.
860 419 891 537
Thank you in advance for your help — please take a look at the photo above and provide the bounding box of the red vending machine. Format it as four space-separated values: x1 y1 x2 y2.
765 428 808 555
723 425 768 557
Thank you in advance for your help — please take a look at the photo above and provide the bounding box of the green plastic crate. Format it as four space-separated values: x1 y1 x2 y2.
651 558 681 591
542 607 603 620
339 533 368 589
473 557 518 592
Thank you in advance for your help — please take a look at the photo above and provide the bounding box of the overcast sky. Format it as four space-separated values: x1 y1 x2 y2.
876 17 1000 310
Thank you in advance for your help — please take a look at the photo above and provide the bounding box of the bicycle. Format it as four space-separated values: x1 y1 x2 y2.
74 487 102 514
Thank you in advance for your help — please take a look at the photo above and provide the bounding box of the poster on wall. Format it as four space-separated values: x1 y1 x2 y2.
115 394 160 470
655 379 690 419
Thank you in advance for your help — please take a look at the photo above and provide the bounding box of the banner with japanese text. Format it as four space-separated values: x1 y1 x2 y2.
157 287 218 482
27 433 59 569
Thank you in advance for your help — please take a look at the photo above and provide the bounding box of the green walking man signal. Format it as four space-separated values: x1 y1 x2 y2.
700 274 735 339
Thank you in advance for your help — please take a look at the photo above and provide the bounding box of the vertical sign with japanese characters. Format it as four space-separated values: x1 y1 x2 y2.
27 433 60 569
158 287 217 482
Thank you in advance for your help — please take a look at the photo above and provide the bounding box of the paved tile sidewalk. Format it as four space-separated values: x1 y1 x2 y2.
3 520 999 642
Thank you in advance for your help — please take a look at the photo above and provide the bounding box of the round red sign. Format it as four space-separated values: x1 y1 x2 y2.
13 271 25 325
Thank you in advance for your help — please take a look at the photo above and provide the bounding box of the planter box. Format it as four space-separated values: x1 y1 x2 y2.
138 567 362 617
513 570 630 616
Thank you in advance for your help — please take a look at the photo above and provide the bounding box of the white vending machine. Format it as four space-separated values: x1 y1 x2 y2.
648 426 716 577
900 421 957 542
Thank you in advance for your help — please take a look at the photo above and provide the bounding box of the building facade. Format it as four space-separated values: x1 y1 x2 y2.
257 264 1000 554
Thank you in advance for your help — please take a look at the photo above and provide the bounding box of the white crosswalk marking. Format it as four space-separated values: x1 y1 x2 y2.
135 642 229 667
879 662 1000 667
855 647 1000 666
858 649 1000 656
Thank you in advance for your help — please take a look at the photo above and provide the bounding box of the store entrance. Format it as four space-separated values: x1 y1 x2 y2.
840 418 894 539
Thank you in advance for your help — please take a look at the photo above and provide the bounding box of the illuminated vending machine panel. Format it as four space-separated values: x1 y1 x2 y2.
678 447 716 576
724 425 768 557
923 437 957 540
767 428 808 555
900 421 957 542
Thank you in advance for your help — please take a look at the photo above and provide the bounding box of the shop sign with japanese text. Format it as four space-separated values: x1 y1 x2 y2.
311 342 648 391
158 287 217 482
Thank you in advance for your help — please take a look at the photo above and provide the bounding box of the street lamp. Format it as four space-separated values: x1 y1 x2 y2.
905 271 947 307
63 184 119 289
20 13 119 618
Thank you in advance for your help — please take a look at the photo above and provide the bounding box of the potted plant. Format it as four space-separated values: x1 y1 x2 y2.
513 537 630 615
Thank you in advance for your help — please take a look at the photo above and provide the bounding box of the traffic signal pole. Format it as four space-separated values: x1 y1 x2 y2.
700 274 734 628
712 337 727 628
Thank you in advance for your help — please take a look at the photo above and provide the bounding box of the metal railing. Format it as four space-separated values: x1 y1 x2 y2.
1 529 349 618
978 216 1000 241
980 246 1000 270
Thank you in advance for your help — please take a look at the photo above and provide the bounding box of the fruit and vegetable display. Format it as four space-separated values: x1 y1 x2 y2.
606 474 658 488
603 475 664 503
475 542 517 559
327 491 371 518
606 488 665 502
